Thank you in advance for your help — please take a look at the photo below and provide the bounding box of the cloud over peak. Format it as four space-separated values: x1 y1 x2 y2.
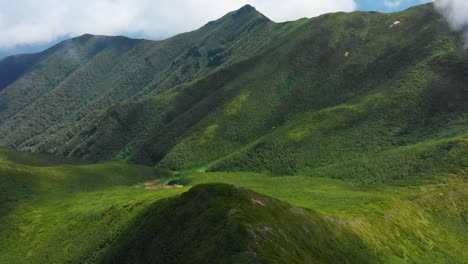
0 0 357 49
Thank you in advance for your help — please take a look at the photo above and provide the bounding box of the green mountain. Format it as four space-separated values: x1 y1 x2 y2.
0 3 467 263
0 4 464 177
0 5 275 159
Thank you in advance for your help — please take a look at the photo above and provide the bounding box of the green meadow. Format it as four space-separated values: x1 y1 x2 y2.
1 148 466 263
0 3 467 263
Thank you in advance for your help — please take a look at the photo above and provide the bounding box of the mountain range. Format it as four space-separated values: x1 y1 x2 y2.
0 3 467 263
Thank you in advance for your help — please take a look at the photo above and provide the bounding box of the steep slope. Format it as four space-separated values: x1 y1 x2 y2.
0 5 275 153
0 52 43 93
0 4 466 183
139 3 467 177
0 35 142 146
0 3 467 263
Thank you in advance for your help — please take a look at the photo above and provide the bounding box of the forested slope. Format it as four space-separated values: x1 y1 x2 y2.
0 4 466 183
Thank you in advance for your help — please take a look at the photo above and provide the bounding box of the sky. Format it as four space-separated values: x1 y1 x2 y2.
0 0 455 58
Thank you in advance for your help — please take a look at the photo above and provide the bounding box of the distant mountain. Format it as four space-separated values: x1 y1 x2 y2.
0 4 467 263
0 3 466 182
0 39 67 60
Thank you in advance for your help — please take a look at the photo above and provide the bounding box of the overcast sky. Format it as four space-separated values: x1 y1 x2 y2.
0 0 459 57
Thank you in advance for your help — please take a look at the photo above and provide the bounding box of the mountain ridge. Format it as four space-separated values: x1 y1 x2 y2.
0 3 467 262
0 3 466 182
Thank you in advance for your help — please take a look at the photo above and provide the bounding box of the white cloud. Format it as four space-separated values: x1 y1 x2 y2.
384 0 404 9
434 0 468 48
0 0 357 49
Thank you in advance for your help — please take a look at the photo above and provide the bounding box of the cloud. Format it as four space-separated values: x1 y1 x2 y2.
384 0 404 9
434 0 468 48
0 0 357 49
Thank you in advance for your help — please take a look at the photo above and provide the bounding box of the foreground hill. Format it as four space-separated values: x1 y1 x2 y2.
0 150 466 263
102 184 377 264
0 4 465 181
0 4 467 262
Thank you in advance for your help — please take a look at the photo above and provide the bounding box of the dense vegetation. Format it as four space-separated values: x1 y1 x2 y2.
0 4 464 176
0 149 466 263
0 3 467 263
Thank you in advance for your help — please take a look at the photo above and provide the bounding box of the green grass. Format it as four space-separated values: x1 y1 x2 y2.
0 148 466 263
101 183 378 264
0 3 467 263
0 150 185 263
0 148 88 166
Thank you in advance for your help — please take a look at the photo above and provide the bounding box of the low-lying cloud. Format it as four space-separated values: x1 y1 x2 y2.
434 0 468 48
0 0 357 49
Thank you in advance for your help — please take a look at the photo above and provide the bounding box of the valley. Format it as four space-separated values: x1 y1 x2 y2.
0 145 466 263
0 3 466 263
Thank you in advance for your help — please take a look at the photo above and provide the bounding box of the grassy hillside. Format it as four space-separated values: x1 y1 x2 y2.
0 5 276 156
0 4 464 173
0 150 466 263
154 4 467 175
0 3 467 262
101 183 377 264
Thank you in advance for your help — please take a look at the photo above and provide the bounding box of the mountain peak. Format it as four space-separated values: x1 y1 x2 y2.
221 5 269 21
231 4 269 21
237 4 256 13
202 4 270 29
